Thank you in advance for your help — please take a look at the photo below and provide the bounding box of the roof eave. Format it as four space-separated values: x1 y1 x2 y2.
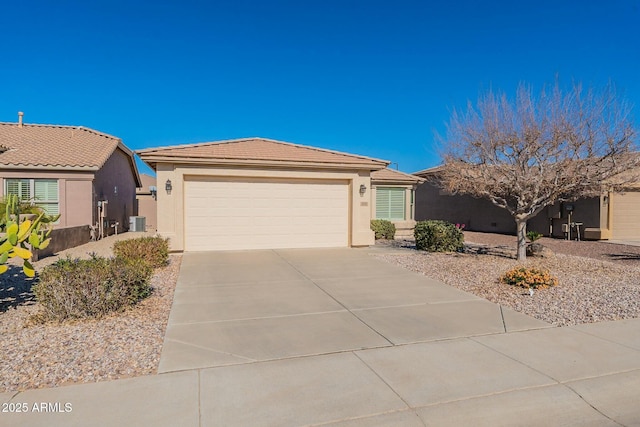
413 165 445 177
372 177 425 185
137 156 389 171
0 164 99 172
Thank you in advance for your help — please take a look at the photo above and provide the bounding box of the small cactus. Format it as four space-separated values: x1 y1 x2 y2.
0 195 58 277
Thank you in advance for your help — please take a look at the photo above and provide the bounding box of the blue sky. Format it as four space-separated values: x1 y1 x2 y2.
1 0 639 176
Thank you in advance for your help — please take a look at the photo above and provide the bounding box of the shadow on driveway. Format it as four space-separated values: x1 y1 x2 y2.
0 265 37 312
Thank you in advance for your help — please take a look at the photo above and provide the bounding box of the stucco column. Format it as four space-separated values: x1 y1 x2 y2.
156 163 182 251
351 173 374 246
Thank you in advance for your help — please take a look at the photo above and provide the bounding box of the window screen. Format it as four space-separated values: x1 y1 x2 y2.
375 187 405 220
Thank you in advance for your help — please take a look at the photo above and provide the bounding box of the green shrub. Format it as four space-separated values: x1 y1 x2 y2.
33 255 153 321
113 236 169 268
526 231 543 242
371 219 396 240
500 266 558 289
414 220 464 252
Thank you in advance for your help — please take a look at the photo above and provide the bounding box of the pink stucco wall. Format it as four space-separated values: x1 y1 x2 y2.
0 170 94 228
64 179 93 226
93 147 138 234
136 174 157 232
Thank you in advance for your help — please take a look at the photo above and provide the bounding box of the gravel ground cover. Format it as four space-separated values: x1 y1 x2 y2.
0 233 181 393
464 230 640 265
375 232 640 327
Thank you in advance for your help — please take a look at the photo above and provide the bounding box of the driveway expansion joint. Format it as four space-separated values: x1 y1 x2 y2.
197 370 202 427
409 383 562 410
307 409 425 427
168 309 349 326
273 250 396 346
469 335 563 384
499 305 507 332
165 338 257 362
568 325 640 352
562 382 626 426
352 351 414 410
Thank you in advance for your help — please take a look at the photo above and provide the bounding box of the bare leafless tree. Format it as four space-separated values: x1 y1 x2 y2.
437 81 638 260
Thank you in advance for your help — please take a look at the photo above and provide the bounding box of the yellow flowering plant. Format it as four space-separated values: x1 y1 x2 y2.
500 266 558 289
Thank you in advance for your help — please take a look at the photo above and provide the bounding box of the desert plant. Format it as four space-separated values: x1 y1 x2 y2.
0 195 58 277
414 220 464 252
500 266 558 289
437 80 638 260
370 219 396 240
526 231 543 242
113 236 169 268
0 198 44 223
33 255 153 321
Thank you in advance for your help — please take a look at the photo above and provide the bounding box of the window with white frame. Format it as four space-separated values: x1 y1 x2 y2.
375 187 405 220
5 179 59 216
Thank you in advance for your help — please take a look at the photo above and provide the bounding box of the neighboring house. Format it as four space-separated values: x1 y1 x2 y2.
137 137 389 251
370 168 424 239
414 166 640 241
136 173 158 232
0 114 142 256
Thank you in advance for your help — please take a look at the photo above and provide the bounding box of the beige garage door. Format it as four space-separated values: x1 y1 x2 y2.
184 178 349 251
612 191 640 239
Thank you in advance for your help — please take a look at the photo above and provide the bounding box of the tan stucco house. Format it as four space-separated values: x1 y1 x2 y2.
137 137 389 251
0 114 142 254
414 166 640 241
370 168 424 239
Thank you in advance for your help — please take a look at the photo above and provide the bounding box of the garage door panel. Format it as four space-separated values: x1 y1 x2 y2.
612 192 640 239
185 179 349 251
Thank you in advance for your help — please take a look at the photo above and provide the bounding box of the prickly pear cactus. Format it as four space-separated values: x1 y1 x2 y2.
0 195 58 277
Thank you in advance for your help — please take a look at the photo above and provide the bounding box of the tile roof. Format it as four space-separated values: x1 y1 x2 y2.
137 137 389 170
0 122 122 169
413 165 445 176
371 168 425 184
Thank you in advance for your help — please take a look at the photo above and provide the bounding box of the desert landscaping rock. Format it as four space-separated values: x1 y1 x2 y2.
0 233 181 393
375 232 640 327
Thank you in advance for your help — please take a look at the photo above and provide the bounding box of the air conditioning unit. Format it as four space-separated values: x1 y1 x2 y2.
129 216 146 232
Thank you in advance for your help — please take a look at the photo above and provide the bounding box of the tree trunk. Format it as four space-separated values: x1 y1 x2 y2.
516 219 527 261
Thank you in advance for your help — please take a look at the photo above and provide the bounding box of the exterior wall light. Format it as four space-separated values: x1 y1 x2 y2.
359 184 367 195
165 179 172 194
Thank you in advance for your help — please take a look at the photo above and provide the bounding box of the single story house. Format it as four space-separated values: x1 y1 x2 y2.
137 137 389 251
0 113 142 255
370 168 424 239
414 166 640 241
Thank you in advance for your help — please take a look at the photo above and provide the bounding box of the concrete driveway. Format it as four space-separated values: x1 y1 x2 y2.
158 248 548 373
6 247 640 426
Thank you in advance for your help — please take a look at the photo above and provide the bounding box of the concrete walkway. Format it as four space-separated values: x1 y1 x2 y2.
4 247 640 426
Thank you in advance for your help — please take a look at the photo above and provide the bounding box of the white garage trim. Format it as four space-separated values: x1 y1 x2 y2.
611 191 640 239
184 177 350 251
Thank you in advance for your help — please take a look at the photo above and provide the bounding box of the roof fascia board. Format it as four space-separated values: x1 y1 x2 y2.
0 165 99 172
137 156 388 170
373 178 424 184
